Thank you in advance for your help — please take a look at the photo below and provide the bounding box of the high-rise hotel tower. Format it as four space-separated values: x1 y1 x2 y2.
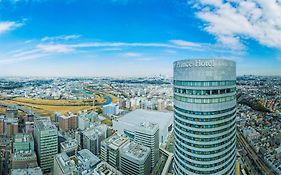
173 59 236 175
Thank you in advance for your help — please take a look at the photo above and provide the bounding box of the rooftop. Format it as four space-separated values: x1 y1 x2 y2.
12 151 37 161
55 152 76 174
94 162 123 175
120 142 150 163
77 149 101 174
60 139 78 150
35 117 57 131
102 134 128 150
14 133 34 143
118 109 172 130
11 167 43 175
138 121 158 130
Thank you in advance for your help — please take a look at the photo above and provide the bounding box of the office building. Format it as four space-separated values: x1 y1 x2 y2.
103 104 119 117
34 117 58 174
6 108 18 119
93 162 123 175
12 151 38 169
11 167 43 175
100 134 129 169
173 59 236 175
60 139 78 157
76 149 101 174
53 152 77 175
113 109 173 144
4 117 18 137
0 116 4 134
13 133 34 152
82 125 107 155
119 142 151 175
135 122 159 169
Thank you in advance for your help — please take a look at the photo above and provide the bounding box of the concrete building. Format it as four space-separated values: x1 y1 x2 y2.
134 122 159 169
34 117 58 174
60 139 78 157
4 117 18 137
24 114 35 133
0 135 9 174
103 104 119 117
173 59 236 175
11 167 43 175
12 151 38 169
53 152 77 175
13 133 34 152
58 114 78 132
6 108 18 119
78 115 91 130
119 142 151 175
112 110 173 144
0 116 4 134
82 125 107 155
100 134 129 169
93 162 123 175
76 149 101 174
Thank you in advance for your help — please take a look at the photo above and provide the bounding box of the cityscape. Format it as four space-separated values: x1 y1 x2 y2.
0 0 281 175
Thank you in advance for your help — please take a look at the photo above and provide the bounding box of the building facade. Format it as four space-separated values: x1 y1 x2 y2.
119 142 151 175
100 134 129 169
34 118 58 174
134 122 159 169
173 59 236 175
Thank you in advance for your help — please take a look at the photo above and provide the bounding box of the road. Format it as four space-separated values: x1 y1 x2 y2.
237 131 277 175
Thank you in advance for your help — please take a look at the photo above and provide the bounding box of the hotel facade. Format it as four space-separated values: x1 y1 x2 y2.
173 59 236 175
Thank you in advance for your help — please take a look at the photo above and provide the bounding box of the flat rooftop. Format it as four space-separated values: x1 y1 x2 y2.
60 139 78 150
119 109 172 128
55 152 76 173
35 118 57 131
11 167 43 175
77 149 100 174
12 151 37 161
94 162 122 175
138 121 158 130
14 133 34 143
120 142 150 163
103 134 128 150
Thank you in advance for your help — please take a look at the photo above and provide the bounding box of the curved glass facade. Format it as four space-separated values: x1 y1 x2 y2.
173 59 236 175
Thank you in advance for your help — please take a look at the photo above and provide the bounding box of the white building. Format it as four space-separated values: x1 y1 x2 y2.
173 59 236 175
112 110 173 144
103 104 119 117
100 134 129 169
93 161 123 175
119 142 151 175
134 122 159 169
53 152 77 175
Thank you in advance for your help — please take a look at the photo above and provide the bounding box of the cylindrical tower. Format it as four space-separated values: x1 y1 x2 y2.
173 59 236 175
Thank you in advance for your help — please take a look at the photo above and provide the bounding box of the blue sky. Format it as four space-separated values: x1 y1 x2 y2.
0 0 280 77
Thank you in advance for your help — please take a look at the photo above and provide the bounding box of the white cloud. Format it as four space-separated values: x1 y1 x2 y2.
123 52 142 57
37 44 74 53
0 21 23 34
41 34 80 42
193 0 281 50
170 40 202 47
